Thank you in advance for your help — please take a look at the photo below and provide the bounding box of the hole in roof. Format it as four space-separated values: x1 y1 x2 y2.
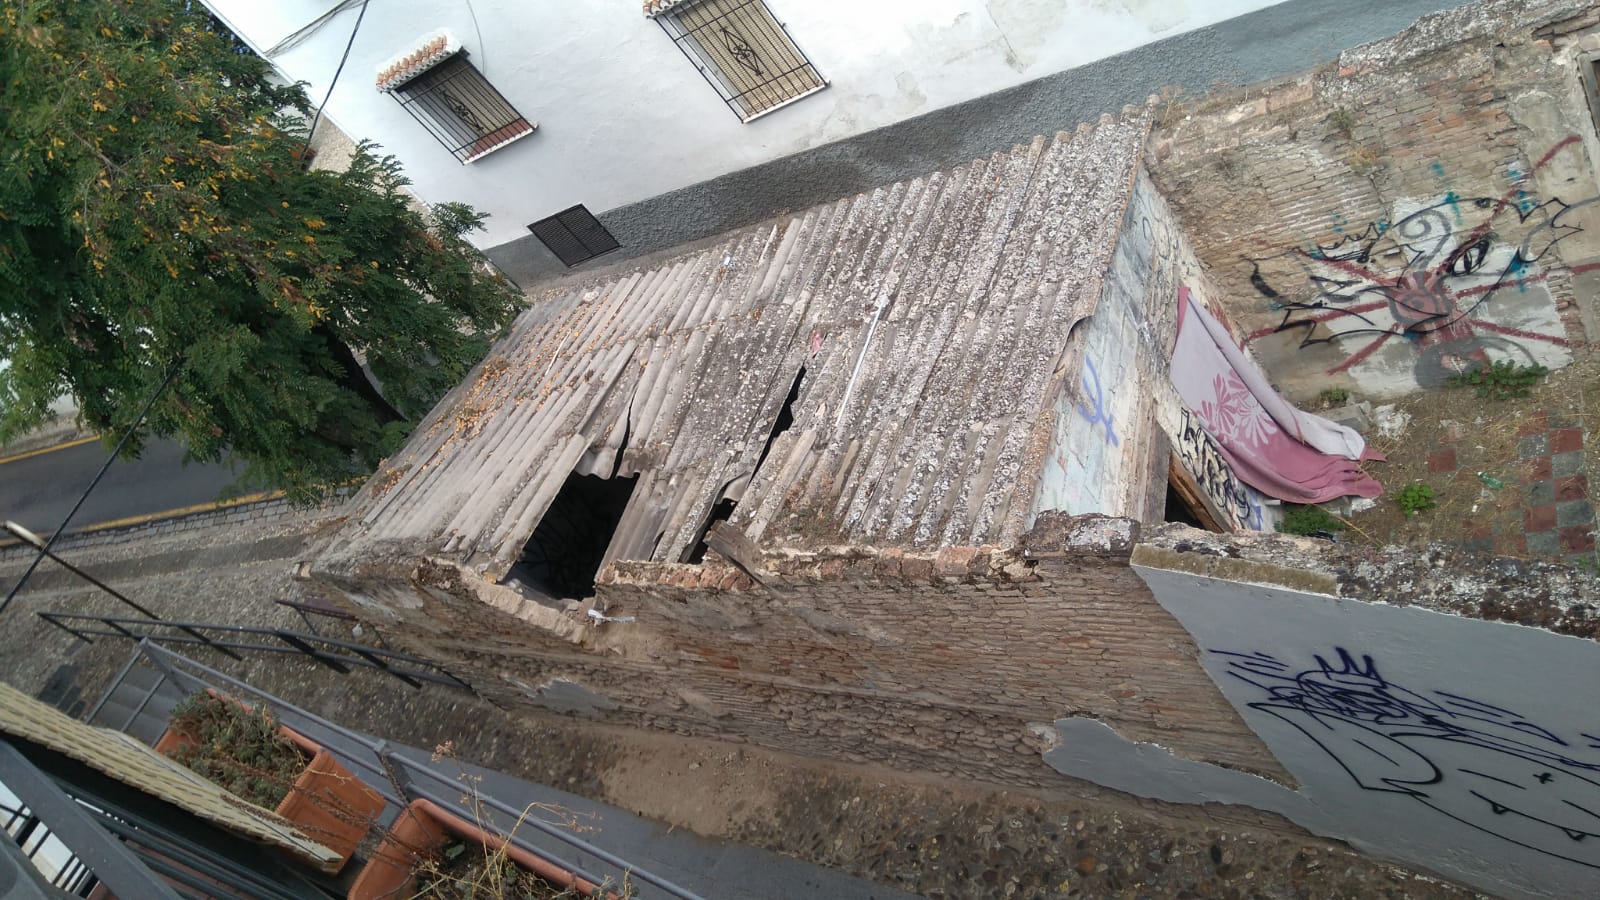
682 367 806 564
504 470 638 602
1163 480 1208 529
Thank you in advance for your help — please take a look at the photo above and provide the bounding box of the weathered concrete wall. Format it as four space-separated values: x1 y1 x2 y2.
1034 172 1171 523
309 514 1287 789
1042 528 1600 899
1150 0 1600 401
1033 171 1275 530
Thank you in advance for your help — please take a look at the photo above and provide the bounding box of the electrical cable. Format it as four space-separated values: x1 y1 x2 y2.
0 361 183 616
301 0 370 165
264 0 366 58
463 0 487 75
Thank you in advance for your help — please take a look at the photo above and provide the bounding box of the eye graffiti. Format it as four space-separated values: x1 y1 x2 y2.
1244 138 1599 387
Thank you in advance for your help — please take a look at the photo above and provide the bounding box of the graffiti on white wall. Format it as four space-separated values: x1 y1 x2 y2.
1033 176 1168 520
1215 645 1600 870
1172 407 1265 530
1034 174 1275 530
1043 562 1600 900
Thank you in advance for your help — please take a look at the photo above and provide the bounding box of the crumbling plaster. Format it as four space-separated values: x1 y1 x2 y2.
1042 527 1600 900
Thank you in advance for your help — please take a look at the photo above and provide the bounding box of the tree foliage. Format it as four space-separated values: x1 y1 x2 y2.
0 0 522 501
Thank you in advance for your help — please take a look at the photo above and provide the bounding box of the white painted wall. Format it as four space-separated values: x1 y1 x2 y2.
1033 172 1275 530
202 0 1289 250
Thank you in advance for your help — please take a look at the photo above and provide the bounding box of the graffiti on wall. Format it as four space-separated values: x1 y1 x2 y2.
1174 407 1265 530
1213 645 1600 869
1076 357 1121 447
1246 138 1596 388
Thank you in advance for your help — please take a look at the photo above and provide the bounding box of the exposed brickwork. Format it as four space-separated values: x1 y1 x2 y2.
310 514 1288 789
1148 0 1600 401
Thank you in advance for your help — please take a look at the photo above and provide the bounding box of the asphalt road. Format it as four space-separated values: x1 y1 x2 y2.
0 437 246 537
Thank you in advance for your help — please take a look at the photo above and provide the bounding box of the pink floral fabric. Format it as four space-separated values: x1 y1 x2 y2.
1172 290 1384 504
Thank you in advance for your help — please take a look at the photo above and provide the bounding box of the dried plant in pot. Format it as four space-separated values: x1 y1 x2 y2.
348 799 617 900
156 690 385 872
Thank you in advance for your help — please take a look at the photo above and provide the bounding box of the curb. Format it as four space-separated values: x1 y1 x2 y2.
0 496 299 560
0 419 94 461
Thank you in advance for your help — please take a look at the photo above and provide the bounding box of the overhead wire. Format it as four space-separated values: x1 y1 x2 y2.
301 0 371 165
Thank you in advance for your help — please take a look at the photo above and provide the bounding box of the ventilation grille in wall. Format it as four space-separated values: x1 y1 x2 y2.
528 205 622 267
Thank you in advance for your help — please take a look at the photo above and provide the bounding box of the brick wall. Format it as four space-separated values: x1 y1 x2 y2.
310 513 1289 788
1148 0 1600 400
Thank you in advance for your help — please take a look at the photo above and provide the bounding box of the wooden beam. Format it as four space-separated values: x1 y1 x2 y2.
1167 454 1227 533
704 521 769 585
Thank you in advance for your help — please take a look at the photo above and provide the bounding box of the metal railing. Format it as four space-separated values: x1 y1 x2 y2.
38 612 471 692
389 53 534 162
656 0 826 122
131 641 704 899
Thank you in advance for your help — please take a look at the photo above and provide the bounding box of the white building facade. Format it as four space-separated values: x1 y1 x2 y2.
201 0 1474 284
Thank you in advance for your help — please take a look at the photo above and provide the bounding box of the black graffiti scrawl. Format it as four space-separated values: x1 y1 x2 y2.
1213 647 1600 869
1245 137 1599 387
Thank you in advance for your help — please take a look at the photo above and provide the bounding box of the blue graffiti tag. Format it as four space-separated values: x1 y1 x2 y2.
1077 357 1120 447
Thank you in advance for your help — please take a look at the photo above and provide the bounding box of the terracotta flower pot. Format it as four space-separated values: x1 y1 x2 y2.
155 694 385 873
347 798 611 900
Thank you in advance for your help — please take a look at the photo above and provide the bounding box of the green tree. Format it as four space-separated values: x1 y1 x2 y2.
0 0 522 501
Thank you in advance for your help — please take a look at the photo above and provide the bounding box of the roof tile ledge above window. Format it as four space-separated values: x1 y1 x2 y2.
375 29 462 93
642 0 694 15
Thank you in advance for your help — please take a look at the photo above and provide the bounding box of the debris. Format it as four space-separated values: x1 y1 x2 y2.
1476 472 1504 490
1373 404 1411 439
586 608 636 624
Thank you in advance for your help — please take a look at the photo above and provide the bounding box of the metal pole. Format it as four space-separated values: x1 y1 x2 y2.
6 523 242 660
0 739 182 899
1 361 180 615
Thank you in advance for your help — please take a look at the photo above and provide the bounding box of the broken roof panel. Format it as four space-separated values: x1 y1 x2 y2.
318 110 1151 579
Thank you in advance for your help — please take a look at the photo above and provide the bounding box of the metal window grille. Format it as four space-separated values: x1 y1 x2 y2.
390 53 534 163
529 205 621 267
1583 56 1600 138
658 0 826 122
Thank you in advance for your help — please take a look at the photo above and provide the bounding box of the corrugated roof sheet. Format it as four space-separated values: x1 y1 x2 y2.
319 110 1151 579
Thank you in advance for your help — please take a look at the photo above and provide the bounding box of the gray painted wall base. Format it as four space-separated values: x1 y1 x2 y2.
489 0 1475 287
1042 562 1600 900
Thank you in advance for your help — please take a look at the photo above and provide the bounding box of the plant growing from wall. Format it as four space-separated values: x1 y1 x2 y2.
1328 107 1356 136
1347 145 1383 177
1276 504 1346 536
0 0 524 502
1447 360 1549 400
1395 482 1436 516
161 692 308 808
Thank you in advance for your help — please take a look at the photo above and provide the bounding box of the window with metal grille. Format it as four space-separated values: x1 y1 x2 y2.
529 205 621 267
1583 56 1600 139
389 54 534 163
655 0 826 122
